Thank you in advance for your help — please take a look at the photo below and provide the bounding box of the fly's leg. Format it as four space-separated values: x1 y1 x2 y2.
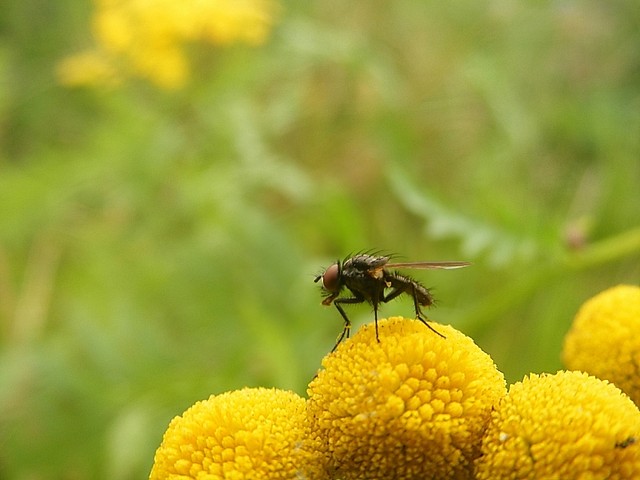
373 304 380 343
409 284 445 339
331 296 364 351
383 273 445 339
372 282 385 342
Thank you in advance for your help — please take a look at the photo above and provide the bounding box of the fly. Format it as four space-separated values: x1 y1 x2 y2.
314 253 469 350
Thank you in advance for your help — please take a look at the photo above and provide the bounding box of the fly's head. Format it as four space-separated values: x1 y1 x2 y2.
315 261 343 305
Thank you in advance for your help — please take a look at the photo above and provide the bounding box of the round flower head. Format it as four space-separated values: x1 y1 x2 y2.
149 387 328 480
475 370 640 479
307 316 506 480
563 284 640 405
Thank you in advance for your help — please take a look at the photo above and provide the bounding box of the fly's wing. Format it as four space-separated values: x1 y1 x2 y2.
384 261 470 270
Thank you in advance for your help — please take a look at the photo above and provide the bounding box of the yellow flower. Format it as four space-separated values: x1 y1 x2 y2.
563 284 640 405
475 371 640 480
58 0 278 89
307 316 506 480
149 387 328 480
56 51 120 88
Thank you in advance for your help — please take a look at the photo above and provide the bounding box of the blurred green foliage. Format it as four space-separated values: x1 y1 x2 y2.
1 0 639 478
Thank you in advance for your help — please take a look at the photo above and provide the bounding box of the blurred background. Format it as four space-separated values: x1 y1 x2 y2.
1 0 639 478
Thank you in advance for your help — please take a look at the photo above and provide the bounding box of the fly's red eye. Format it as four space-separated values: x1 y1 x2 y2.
321 263 341 292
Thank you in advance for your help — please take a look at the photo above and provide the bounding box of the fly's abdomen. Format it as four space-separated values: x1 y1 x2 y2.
412 281 435 307
388 272 435 307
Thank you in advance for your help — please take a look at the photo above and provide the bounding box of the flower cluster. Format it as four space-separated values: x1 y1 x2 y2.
150 317 506 479
150 285 640 478
563 284 640 405
57 0 278 89
475 371 640 479
307 318 506 479
149 387 327 479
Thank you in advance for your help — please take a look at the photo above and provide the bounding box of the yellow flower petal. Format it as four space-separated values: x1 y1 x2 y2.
149 387 328 480
307 316 506 480
475 370 640 479
563 284 640 405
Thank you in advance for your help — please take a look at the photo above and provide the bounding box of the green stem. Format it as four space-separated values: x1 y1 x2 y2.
460 226 640 336
564 226 640 271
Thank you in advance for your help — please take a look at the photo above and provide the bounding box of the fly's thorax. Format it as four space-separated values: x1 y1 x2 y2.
343 254 389 272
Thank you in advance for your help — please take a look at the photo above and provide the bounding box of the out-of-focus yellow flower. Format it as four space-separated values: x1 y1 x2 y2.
149 387 328 480
56 51 121 88
307 316 506 480
58 0 278 89
475 370 640 480
563 284 640 405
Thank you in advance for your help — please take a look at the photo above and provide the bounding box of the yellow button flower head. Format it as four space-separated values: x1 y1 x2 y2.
58 0 278 89
307 316 506 480
475 370 640 479
563 284 640 405
149 387 328 480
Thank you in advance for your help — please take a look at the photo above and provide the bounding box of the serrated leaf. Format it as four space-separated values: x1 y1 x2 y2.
388 168 540 267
